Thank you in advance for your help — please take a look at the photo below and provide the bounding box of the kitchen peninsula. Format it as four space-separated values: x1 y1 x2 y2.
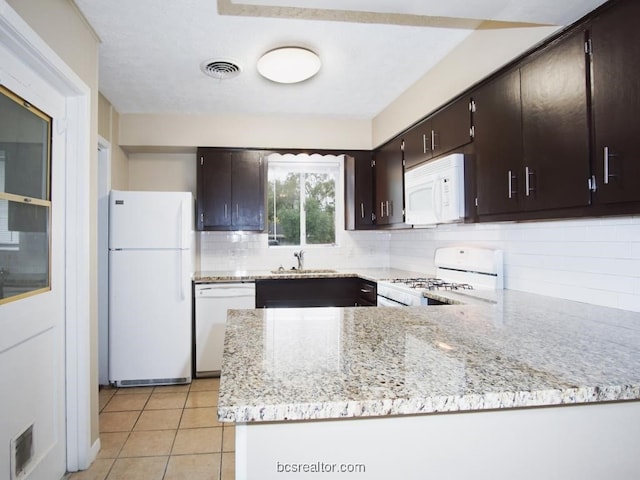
218 291 640 480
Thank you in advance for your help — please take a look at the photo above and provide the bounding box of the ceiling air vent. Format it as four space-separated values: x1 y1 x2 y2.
200 59 242 80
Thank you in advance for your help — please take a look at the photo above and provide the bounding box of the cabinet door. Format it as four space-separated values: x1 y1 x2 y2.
431 96 472 157
520 29 591 211
590 0 640 204
374 138 404 225
231 150 265 230
197 148 232 229
473 69 523 216
403 119 433 170
345 152 375 230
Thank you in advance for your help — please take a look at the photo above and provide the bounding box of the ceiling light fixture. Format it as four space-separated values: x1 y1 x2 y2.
257 47 321 84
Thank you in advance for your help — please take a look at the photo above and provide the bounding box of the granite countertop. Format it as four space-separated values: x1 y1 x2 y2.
217 290 640 423
194 267 425 283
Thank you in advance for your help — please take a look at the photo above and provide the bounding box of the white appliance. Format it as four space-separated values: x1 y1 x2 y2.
404 153 465 226
194 282 255 377
108 190 194 387
377 247 503 307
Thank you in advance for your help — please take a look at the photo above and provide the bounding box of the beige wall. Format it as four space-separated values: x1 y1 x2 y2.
128 153 197 194
119 113 372 152
7 0 101 445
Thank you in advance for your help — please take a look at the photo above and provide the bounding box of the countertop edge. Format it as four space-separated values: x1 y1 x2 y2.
218 384 640 423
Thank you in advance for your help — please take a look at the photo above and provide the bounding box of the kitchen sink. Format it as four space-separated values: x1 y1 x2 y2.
271 268 338 275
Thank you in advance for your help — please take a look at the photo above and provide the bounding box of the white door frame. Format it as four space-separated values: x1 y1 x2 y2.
0 1 94 471
97 136 111 385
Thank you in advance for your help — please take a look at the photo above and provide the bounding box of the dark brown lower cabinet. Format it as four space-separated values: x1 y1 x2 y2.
255 278 377 308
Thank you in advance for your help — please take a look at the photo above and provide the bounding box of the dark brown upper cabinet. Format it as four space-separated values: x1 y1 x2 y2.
472 68 524 216
589 0 640 205
197 147 265 231
374 137 405 226
403 96 473 170
344 151 375 230
519 27 591 212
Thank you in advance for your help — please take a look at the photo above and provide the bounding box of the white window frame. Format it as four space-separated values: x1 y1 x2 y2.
267 153 345 248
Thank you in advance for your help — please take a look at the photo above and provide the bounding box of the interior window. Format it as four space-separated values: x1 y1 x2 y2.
267 153 343 247
0 85 52 304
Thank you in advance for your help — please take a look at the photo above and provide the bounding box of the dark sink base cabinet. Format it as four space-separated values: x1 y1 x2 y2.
255 278 377 308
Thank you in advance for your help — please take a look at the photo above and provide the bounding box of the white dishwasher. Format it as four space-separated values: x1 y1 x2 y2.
195 282 255 377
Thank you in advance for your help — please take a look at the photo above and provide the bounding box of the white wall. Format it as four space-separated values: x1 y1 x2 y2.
388 216 640 312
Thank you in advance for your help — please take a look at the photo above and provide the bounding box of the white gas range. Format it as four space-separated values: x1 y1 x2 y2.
377 247 503 307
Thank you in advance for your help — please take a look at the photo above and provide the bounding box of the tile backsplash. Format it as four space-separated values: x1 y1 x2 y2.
389 216 640 312
198 215 640 312
199 230 391 273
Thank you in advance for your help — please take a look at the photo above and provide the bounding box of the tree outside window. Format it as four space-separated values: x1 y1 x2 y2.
267 154 341 247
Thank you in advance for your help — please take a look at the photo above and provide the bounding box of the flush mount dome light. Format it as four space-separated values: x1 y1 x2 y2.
257 47 321 84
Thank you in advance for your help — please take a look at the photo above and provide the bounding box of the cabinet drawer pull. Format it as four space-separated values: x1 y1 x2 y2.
507 170 517 199
603 146 618 185
360 288 373 294
360 202 365 219
224 203 228 218
380 201 385 217
525 166 535 197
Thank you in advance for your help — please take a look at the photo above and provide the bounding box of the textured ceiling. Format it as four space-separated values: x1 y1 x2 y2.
74 0 608 119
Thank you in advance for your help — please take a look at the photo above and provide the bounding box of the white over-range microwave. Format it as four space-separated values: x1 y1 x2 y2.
404 153 465 226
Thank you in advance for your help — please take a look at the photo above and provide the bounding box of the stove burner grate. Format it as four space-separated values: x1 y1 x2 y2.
390 277 474 291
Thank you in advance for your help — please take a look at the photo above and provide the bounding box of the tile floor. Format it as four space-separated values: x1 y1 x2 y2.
68 378 234 480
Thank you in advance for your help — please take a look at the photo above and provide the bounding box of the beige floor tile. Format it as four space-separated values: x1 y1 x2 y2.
164 453 221 480
99 411 140 433
99 389 116 412
119 430 176 457
221 452 235 480
185 390 218 408
97 432 129 459
190 378 220 392
172 427 223 455
68 458 114 480
114 386 155 395
106 456 168 480
179 407 220 429
134 409 182 431
103 393 150 412
153 384 190 394
145 392 188 410
222 427 235 453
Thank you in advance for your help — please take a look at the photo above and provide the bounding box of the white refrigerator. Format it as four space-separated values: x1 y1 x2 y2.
108 190 194 387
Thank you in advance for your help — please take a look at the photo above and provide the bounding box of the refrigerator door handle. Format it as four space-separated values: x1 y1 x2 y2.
179 250 185 301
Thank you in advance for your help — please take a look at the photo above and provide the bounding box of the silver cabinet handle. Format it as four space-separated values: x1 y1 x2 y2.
386 200 391 217
423 133 428 153
380 201 385 218
525 166 535 197
603 146 618 185
224 203 228 218
236 204 239 218
431 130 437 151
360 202 365 219
507 170 517 199
360 288 373 294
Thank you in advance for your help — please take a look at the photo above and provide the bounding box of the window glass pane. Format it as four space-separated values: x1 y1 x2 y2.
305 172 336 245
0 200 49 302
0 90 50 200
268 171 300 246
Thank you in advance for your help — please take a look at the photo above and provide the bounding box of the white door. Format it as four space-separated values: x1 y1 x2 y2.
0 46 67 480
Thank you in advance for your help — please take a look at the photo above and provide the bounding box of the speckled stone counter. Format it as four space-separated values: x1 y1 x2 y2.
194 267 426 283
218 290 640 423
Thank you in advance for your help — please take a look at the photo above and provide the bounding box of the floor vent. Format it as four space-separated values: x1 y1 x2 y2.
11 423 34 480
117 377 189 387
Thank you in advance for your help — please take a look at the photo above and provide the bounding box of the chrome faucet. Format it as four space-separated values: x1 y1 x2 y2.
294 250 304 271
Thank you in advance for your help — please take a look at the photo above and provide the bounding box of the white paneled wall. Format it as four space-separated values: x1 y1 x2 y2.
199 230 391 272
388 216 640 312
